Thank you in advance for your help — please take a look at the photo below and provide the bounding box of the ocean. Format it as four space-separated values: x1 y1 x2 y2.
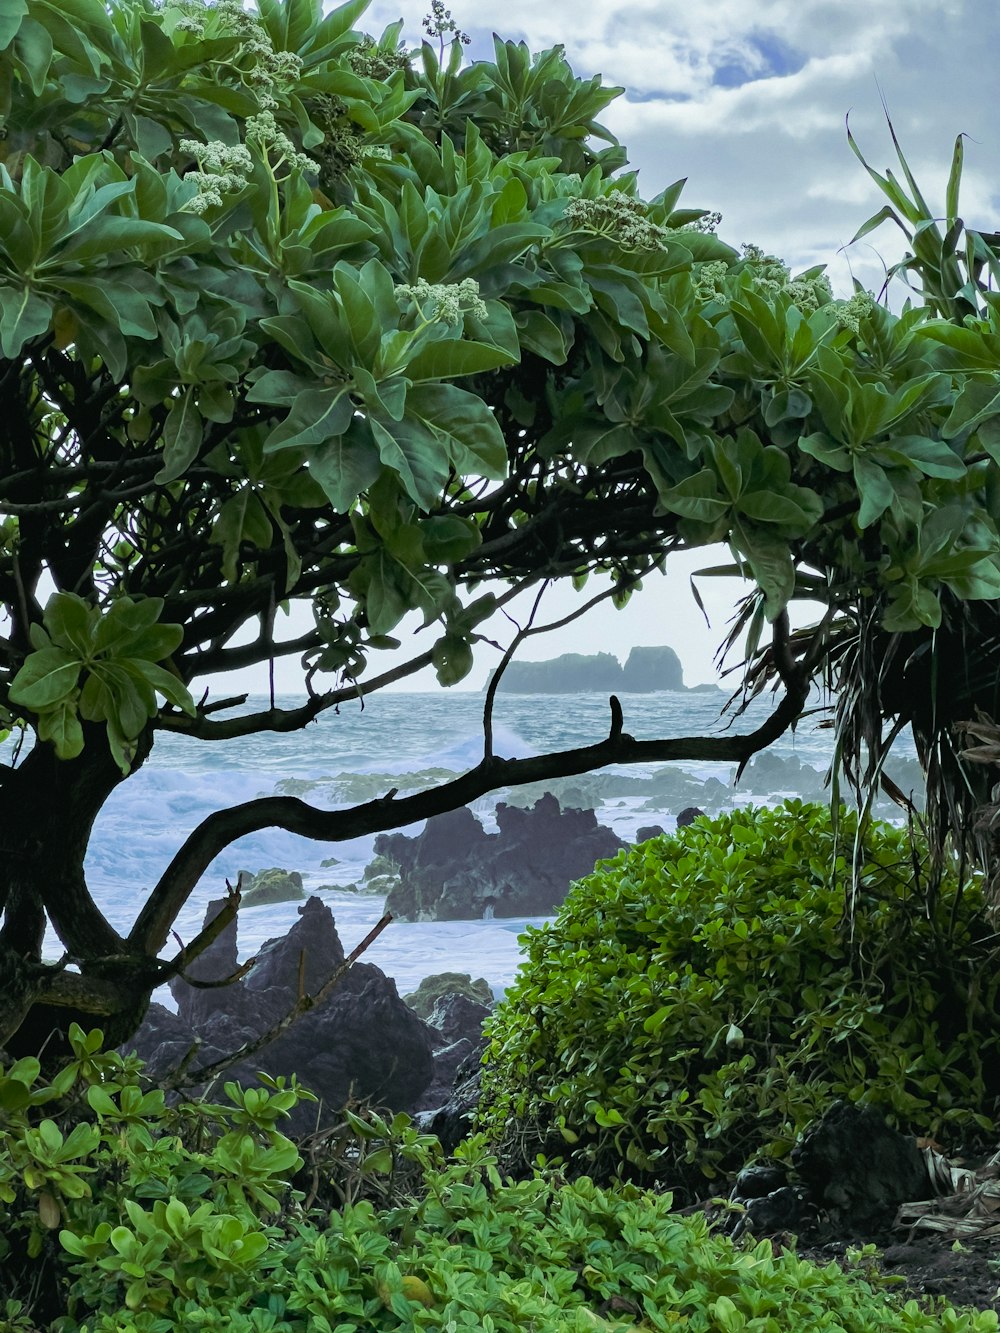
65 688 915 1000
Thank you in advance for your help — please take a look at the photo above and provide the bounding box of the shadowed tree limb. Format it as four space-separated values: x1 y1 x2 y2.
130 667 810 957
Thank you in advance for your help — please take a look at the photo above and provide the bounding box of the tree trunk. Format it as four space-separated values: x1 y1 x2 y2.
0 729 159 1060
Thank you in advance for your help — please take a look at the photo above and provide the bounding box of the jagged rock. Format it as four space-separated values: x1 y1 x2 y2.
791 1102 931 1228
378 793 625 921
410 997 493 1119
426 991 492 1048
621 645 684 692
404 972 494 1019
419 1046 486 1153
238 867 305 908
135 897 435 1133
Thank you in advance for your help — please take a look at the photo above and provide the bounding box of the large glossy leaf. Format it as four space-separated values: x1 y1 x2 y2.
0 0 28 47
306 422 382 512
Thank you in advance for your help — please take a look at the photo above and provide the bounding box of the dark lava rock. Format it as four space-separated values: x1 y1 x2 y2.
675 806 706 827
409 989 492 1117
791 1101 931 1228
420 1046 486 1153
379 792 625 921
635 824 666 843
404 971 493 1019
732 1185 815 1240
131 897 435 1133
732 1162 789 1200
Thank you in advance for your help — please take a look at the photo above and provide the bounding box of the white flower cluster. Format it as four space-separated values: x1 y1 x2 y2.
246 110 312 175
179 138 253 212
563 192 670 250
672 210 722 235
834 291 876 334
173 0 310 209
738 244 832 313
693 259 730 303
396 277 489 324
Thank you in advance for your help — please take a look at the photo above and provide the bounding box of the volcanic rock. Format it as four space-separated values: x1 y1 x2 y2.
131 897 435 1133
378 792 625 921
791 1101 931 1228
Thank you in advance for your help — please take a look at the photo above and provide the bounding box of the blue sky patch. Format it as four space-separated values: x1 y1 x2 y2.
713 32 806 89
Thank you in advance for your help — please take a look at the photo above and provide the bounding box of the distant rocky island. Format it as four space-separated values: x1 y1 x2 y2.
487 646 720 694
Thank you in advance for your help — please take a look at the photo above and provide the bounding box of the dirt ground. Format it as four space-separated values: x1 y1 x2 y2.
797 1226 1000 1316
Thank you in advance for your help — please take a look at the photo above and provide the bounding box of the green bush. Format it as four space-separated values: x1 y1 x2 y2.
1 1026 999 1330
478 801 1000 1189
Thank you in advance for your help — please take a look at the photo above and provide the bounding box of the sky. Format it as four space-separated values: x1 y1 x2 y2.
207 0 1000 698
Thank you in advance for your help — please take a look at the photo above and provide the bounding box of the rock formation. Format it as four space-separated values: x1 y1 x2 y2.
487 645 686 693
377 793 625 921
126 896 435 1133
238 867 305 908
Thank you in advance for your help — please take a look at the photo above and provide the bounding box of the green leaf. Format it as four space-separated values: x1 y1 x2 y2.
43 591 96 657
405 383 509 480
404 337 519 382
264 386 354 453
0 0 28 47
0 285 51 358
854 456 894 528
155 392 202 484
307 422 382 511
798 432 852 473
36 697 84 759
942 379 1000 440
9 648 80 708
737 489 820 531
431 634 474 685
886 435 965 479
370 415 449 509
655 469 729 524
733 527 795 620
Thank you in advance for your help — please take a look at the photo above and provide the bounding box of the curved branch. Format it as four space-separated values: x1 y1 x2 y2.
130 680 809 956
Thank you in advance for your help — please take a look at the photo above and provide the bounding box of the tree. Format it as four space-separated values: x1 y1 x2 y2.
1 0 998 1059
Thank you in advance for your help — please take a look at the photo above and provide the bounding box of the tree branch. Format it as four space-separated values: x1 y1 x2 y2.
130 682 808 956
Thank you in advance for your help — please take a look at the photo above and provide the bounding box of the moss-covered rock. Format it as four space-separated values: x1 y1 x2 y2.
239 867 305 908
404 972 494 1019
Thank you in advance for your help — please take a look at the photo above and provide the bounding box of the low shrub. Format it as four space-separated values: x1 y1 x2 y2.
0 1026 998 1330
477 801 1000 1189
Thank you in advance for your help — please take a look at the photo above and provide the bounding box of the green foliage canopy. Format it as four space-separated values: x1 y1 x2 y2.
2 0 999 763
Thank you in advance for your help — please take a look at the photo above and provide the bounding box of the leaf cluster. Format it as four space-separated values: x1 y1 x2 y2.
1 1029 996 1331
478 802 1000 1190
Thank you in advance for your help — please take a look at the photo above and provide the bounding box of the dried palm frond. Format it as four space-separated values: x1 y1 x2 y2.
897 1148 1000 1241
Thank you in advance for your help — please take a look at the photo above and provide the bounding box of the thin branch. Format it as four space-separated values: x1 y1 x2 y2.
482 565 654 760
483 582 549 761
